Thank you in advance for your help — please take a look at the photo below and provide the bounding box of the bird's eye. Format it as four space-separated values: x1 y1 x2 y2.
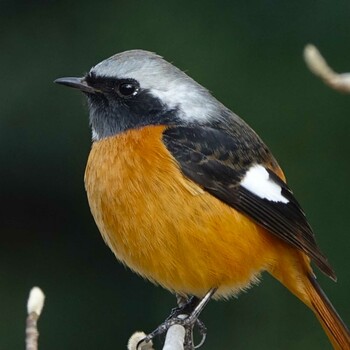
117 80 139 98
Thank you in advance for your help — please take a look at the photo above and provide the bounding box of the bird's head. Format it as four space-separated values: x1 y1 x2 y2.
55 49 223 140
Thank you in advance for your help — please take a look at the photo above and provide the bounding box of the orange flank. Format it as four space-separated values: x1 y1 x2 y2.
85 125 349 349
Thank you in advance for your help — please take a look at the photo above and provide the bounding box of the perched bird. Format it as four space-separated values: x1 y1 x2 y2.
55 49 349 349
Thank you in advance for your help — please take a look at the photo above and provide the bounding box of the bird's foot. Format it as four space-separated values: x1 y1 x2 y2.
138 288 216 350
139 312 206 349
166 295 200 321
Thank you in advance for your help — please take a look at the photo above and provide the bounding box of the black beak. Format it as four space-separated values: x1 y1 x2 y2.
54 77 97 94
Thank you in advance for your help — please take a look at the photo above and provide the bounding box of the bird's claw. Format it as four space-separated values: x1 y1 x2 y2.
137 289 216 350
137 314 207 350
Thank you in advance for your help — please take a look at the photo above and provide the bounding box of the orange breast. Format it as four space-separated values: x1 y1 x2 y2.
84 125 291 298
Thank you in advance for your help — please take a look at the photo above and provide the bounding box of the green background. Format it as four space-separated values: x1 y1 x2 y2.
1 1 349 349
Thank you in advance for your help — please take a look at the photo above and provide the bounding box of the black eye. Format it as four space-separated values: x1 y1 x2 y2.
117 81 139 98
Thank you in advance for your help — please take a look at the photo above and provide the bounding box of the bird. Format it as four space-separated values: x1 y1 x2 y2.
55 49 350 349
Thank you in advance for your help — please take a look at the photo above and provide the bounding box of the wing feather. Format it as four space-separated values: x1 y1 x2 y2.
163 126 335 280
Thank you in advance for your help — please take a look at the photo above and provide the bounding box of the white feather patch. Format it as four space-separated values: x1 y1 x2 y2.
241 164 289 203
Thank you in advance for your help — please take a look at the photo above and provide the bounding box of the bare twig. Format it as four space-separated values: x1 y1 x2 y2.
128 332 155 350
127 322 186 350
26 287 45 350
162 322 185 350
304 44 350 93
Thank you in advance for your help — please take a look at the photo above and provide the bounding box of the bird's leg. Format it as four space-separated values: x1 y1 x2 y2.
181 289 216 349
169 294 202 350
139 288 217 349
166 294 200 320
176 293 190 308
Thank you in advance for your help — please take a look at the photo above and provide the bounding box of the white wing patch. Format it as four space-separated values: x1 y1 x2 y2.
241 164 289 204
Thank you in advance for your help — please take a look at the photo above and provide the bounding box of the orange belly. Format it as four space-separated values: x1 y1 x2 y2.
84 125 298 298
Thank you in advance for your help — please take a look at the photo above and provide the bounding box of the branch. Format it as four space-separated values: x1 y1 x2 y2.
162 322 186 350
127 321 186 350
304 44 350 93
23 286 186 350
128 332 155 350
26 287 45 350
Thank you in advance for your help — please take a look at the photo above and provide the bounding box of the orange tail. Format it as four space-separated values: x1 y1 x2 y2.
271 249 350 349
305 275 350 350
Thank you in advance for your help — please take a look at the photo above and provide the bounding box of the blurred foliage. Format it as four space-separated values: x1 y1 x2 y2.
0 1 349 349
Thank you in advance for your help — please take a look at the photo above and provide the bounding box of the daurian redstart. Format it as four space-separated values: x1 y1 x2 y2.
55 50 349 349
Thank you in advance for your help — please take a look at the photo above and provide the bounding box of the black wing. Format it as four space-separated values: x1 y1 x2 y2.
162 126 335 280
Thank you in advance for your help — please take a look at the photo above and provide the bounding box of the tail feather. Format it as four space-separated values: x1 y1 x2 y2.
270 249 350 350
306 274 350 350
